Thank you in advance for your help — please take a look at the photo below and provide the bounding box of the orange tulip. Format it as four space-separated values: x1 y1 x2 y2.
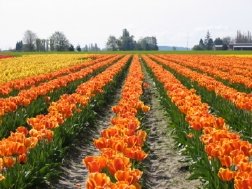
107 156 131 175
94 137 108 149
220 155 233 167
127 130 146 142
16 126 29 136
123 147 148 161
110 181 138 189
83 56 147 189
3 156 16 168
17 153 27 164
237 162 252 172
100 148 119 159
108 138 127 152
101 127 121 138
24 137 38 148
86 173 111 189
141 105 150 113
233 154 249 165
115 169 143 185
218 168 234 181
13 142 26 155
142 54 252 189
0 55 131 178
234 171 252 189
83 156 107 173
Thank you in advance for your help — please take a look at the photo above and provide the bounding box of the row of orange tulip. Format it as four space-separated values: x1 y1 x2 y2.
157 55 252 89
166 55 252 75
0 55 111 96
143 55 252 189
0 55 122 117
0 55 130 181
83 55 150 189
149 55 252 111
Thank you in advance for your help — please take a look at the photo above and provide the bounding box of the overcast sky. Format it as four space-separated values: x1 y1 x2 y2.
0 0 251 50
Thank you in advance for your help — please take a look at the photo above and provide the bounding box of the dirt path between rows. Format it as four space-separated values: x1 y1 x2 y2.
51 87 122 189
142 64 202 189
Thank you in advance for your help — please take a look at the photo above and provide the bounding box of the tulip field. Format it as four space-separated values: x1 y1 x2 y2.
0 53 251 189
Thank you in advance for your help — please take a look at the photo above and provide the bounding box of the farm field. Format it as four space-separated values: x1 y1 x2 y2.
0 53 251 189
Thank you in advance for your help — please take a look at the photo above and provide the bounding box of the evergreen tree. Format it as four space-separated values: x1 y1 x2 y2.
207 38 214 50
204 31 214 50
15 41 23 51
76 45 81 52
214 38 223 45
68 44 75 51
199 39 205 49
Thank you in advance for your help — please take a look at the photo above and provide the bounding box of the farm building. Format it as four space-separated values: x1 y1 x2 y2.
214 45 223 50
229 43 252 50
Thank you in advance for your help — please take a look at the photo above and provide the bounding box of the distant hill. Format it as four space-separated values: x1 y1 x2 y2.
158 46 189 51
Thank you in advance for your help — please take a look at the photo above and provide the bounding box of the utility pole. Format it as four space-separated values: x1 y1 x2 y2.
186 32 189 50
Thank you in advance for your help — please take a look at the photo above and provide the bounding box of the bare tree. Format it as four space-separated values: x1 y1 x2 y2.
236 30 252 43
49 31 69 51
23 30 37 51
106 35 119 51
45 39 49 51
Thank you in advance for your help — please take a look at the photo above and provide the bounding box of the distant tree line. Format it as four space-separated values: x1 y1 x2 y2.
82 44 100 52
15 30 101 52
15 29 158 52
106 29 158 51
193 31 230 50
193 30 252 50
235 30 252 43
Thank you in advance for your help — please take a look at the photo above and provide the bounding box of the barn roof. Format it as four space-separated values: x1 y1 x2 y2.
230 43 252 47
